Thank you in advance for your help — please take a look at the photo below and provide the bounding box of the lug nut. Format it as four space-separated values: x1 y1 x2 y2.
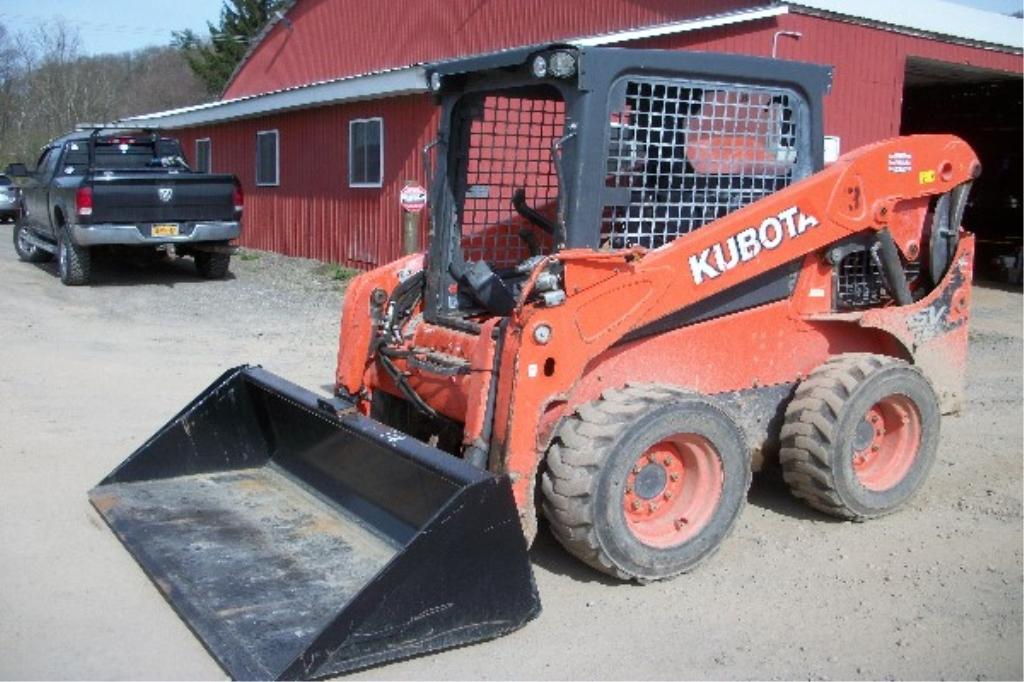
648 502 659 512
670 472 680 482
648 452 658 464
631 500 642 511
663 456 672 466
624 484 633 494
663 490 673 500
870 415 879 424
674 517 689 530
633 464 643 474
871 445 880 452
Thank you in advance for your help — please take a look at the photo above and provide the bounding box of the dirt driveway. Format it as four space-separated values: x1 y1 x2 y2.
0 234 1020 680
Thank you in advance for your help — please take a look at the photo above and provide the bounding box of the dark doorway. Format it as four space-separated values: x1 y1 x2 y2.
901 57 1022 284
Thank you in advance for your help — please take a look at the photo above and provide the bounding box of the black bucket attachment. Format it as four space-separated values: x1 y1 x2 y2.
89 366 540 680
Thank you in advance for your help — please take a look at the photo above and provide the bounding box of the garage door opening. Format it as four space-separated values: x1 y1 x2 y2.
900 56 1022 285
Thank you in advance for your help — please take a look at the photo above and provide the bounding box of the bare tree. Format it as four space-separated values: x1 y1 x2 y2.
0 20 211 168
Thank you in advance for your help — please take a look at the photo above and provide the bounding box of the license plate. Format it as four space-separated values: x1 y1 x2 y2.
152 223 179 237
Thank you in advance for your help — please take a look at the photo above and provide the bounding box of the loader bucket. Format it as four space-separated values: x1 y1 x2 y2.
88 366 540 680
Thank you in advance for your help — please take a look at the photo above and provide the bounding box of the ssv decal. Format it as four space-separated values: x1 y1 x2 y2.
688 206 820 285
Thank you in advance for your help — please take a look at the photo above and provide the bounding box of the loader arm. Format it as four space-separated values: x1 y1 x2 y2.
493 134 979 511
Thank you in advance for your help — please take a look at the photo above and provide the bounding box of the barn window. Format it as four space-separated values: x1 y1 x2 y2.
195 138 211 173
256 130 279 186
349 117 383 187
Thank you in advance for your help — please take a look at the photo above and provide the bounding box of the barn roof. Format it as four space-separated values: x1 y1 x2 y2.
120 1 1021 130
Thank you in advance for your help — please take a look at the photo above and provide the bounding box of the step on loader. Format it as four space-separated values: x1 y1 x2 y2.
91 45 979 678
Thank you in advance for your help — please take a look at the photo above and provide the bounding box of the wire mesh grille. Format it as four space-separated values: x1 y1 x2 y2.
453 94 564 268
603 79 802 249
836 249 921 308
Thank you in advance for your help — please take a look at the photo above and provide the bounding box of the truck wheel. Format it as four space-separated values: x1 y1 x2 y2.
57 225 91 286
13 222 51 263
541 385 750 582
195 251 231 279
780 354 940 520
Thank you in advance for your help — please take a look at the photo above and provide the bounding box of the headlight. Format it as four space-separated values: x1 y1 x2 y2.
531 55 548 79
548 50 577 78
429 71 443 92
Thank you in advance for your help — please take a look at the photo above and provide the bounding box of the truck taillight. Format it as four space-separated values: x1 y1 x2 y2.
75 187 93 217
232 184 244 214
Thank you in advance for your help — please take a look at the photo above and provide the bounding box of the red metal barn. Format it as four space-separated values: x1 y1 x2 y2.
123 0 1023 273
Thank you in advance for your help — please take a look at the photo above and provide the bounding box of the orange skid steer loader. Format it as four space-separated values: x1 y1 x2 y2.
91 45 978 679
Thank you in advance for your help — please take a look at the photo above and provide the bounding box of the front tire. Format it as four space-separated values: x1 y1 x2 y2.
541 385 750 582
57 225 91 286
780 354 940 520
13 222 51 263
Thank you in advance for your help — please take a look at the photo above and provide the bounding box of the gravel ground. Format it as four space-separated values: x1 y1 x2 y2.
0 235 1020 680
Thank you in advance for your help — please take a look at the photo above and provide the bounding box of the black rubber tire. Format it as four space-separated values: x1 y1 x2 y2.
57 224 91 286
541 384 751 582
12 221 51 263
195 251 231 279
780 354 940 520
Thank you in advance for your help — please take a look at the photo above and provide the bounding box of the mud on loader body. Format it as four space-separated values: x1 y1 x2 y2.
92 45 979 678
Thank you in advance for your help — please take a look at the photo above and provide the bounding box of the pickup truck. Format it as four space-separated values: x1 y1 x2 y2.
8 127 243 285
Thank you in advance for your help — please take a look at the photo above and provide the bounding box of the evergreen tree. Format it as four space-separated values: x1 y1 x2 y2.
173 0 287 95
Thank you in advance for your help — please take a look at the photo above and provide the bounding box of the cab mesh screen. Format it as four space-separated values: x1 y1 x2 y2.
452 94 565 269
603 80 804 249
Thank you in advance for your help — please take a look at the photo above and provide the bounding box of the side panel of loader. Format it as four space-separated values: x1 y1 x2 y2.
90 366 539 680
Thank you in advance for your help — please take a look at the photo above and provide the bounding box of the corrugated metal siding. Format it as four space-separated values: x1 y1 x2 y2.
182 11 1021 270
225 0 753 98
177 96 439 269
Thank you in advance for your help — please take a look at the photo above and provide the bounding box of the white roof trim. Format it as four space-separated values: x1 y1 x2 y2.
788 0 1022 52
572 5 789 46
120 5 787 130
120 66 427 129
121 1 1020 130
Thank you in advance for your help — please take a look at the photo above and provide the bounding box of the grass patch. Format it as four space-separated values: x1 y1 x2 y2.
239 250 261 261
314 262 359 282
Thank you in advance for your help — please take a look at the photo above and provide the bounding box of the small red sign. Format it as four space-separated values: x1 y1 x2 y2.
400 184 428 213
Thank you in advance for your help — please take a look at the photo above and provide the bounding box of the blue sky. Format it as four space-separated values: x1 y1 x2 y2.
0 0 1021 55
0 0 224 54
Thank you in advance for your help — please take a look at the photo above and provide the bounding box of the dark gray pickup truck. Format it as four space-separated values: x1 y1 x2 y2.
8 127 243 285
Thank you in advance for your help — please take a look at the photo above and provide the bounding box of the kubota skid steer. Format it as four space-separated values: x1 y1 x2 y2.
91 45 979 679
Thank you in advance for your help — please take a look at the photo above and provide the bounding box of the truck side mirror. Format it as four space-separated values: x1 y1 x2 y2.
4 163 28 178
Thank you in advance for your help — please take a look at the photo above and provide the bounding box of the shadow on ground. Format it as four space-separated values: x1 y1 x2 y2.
30 253 235 287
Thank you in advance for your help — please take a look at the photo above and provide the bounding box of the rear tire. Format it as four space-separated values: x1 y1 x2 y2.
57 224 91 286
195 251 231 279
541 385 750 582
780 354 940 520
13 222 51 263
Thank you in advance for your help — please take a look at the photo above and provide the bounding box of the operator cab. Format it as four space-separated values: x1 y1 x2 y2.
423 45 830 328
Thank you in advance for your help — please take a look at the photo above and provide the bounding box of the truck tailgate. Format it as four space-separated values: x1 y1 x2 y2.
88 173 237 223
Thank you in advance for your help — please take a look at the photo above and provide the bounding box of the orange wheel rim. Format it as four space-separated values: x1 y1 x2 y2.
622 434 723 548
851 394 922 491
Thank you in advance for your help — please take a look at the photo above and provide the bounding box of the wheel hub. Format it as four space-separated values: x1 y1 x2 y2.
853 417 876 451
851 395 921 491
622 435 723 549
633 463 668 500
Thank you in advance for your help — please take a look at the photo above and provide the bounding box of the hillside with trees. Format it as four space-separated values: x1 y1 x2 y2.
0 0 284 167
